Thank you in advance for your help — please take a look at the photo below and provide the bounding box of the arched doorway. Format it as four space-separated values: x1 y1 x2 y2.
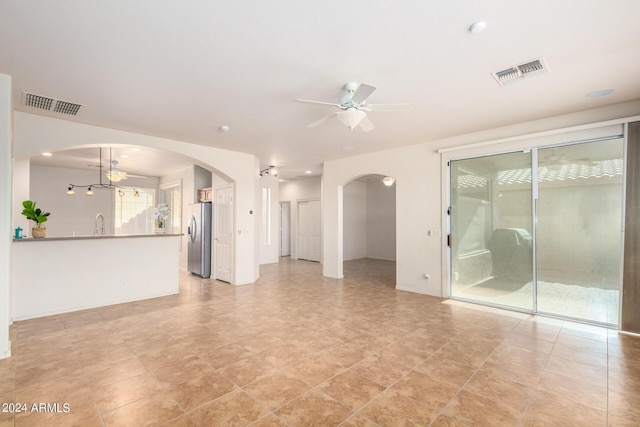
342 174 397 287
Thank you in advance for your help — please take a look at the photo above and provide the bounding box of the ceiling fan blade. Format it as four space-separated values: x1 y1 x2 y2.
294 99 341 108
126 174 147 179
364 103 416 111
350 83 377 105
358 116 375 132
308 112 339 128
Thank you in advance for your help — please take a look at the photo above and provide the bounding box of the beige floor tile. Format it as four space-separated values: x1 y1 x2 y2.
463 369 534 412
391 370 458 411
351 353 410 387
429 415 472 427
413 356 477 388
166 371 236 411
243 372 310 410
360 389 436 426
102 391 184 427
5 258 640 427
284 354 345 387
523 389 606 427
92 371 164 413
247 413 288 427
189 390 269 426
275 390 353 427
443 389 522 427
317 369 385 410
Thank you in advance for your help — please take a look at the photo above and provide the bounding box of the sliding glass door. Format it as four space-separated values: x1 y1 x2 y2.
536 139 624 324
450 137 624 326
450 151 534 311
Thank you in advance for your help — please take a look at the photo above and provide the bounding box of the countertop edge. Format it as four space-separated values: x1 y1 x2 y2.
13 233 183 242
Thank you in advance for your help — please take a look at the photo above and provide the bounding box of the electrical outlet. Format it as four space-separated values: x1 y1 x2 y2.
121 281 126 288
424 274 430 281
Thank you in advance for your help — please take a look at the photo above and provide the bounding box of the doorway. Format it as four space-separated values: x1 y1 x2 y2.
449 137 624 326
280 202 291 257
214 185 233 282
298 199 321 262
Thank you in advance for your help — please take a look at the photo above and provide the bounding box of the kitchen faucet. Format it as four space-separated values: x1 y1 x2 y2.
95 213 105 236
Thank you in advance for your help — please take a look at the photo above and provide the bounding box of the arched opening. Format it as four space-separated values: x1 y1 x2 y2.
15 144 234 279
342 173 397 287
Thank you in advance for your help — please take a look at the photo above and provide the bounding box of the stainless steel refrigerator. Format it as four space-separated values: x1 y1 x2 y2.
187 202 212 278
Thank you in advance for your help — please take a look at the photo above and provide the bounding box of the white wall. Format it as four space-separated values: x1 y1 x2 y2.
12 158 29 236
28 164 158 237
0 74 12 359
12 236 180 320
366 181 396 261
160 166 194 269
279 177 321 259
323 101 640 297
343 181 366 261
259 175 280 264
13 112 260 285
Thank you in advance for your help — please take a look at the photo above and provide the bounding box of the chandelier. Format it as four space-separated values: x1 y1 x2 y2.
66 147 138 197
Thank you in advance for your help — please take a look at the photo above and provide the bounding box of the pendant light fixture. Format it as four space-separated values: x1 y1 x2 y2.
66 147 130 196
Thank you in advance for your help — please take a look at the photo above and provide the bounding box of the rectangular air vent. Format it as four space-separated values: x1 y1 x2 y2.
23 92 83 116
492 58 549 86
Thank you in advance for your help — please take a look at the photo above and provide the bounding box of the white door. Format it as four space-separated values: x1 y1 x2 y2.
298 199 320 262
280 202 291 257
214 186 233 282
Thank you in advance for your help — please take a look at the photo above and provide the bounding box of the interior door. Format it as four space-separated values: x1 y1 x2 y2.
280 202 291 257
298 199 321 262
214 186 233 282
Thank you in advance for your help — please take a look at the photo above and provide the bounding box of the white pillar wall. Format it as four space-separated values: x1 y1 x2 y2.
13 112 260 286
0 74 13 359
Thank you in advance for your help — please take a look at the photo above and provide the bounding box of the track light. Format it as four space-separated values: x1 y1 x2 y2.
133 190 140 197
118 189 125 197
66 186 75 195
86 186 94 196
259 165 278 177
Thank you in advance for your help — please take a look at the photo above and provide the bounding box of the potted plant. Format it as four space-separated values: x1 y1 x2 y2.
21 200 50 238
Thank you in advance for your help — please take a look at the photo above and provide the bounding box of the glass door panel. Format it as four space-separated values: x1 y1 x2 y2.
536 139 624 325
450 151 534 311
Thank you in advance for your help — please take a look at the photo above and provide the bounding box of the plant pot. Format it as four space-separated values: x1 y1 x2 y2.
32 226 47 238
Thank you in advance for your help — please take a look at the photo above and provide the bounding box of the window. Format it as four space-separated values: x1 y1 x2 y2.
262 187 270 245
159 182 182 235
115 188 155 234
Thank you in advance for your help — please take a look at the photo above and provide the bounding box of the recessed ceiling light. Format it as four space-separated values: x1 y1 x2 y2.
342 146 355 152
131 148 141 152
42 152 52 156
469 21 486 34
305 170 312 174
120 154 129 159
586 88 614 99
219 125 230 132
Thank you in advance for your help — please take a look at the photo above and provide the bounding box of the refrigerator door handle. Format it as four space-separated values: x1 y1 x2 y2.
189 216 197 243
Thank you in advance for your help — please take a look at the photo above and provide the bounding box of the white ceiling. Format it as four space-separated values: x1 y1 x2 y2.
2 1 640 179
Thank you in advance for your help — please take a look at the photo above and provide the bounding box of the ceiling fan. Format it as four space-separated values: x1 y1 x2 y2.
294 82 415 132
87 148 147 181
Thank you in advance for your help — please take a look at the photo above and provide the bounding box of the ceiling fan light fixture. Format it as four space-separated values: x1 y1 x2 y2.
106 171 123 182
338 108 366 130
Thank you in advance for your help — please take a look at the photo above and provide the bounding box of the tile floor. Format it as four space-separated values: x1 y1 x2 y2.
1 258 639 426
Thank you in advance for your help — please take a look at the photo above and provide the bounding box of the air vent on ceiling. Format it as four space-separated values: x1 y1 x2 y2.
23 92 83 116
492 58 549 86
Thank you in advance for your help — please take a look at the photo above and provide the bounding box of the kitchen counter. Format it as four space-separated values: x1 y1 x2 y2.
12 234 182 320
13 233 182 242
